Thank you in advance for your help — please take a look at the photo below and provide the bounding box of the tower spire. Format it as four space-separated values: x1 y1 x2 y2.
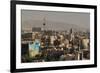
43 17 46 26
43 17 46 31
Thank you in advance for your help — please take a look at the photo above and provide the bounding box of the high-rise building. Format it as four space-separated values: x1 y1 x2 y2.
32 27 41 32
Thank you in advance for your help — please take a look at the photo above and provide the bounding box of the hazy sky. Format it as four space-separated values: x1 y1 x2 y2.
21 10 90 31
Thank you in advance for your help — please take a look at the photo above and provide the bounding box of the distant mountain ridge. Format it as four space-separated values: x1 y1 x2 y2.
22 20 90 32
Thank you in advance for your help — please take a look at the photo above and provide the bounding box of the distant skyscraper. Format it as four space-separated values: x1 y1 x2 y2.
70 28 73 34
32 27 41 32
69 28 74 42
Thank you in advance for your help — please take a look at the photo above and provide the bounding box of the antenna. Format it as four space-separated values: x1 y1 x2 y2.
42 17 46 31
43 17 46 26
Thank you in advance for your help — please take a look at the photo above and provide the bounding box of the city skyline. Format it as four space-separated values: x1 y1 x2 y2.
21 10 90 32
